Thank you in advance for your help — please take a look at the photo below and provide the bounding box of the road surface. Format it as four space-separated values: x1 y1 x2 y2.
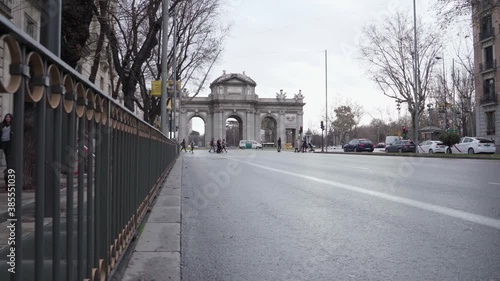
181 149 500 281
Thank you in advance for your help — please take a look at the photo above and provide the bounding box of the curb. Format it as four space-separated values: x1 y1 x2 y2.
316 151 500 160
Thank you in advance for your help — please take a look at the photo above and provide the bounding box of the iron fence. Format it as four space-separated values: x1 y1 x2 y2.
0 15 178 281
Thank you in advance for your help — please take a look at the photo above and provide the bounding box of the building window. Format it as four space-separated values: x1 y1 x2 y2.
480 14 493 40
24 14 37 40
483 45 495 70
486 111 496 135
483 78 495 97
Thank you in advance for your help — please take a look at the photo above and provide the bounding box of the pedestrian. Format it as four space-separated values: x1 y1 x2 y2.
302 137 307 153
222 138 227 153
295 138 301 153
209 138 215 153
1 113 12 168
277 137 282 152
217 138 222 153
180 138 187 152
190 140 194 153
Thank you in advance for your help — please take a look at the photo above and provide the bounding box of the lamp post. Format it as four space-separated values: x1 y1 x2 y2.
412 0 420 144
427 103 433 126
435 56 448 130
396 99 402 122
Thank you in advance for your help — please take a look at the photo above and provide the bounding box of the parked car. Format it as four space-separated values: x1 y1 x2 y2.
385 139 416 153
374 142 386 148
418 140 446 153
447 137 496 154
239 140 263 149
343 139 374 152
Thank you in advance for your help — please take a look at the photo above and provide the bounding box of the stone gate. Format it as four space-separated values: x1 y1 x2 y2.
178 71 305 146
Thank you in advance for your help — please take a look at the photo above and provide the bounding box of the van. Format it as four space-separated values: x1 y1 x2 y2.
385 136 401 146
238 140 263 149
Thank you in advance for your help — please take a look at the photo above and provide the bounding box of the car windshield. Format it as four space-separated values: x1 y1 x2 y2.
360 140 372 143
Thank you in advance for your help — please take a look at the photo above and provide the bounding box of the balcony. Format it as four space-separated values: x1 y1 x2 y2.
480 27 495 41
479 59 496 73
480 93 498 105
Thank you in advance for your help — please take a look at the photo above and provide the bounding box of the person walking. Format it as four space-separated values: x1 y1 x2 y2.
1 113 12 168
209 138 215 153
222 138 227 153
302 137 307 153
180 138 187 152
190 140 194 153
217 138 222 153
277 137 282 152
295 138 301 153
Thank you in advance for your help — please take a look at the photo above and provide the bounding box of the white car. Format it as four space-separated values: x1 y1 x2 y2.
418 140 446 153
448 137 496 154
238 140 263 149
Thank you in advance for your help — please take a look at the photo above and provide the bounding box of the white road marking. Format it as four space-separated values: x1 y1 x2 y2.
345 166 370 170
235 159 500 230
489 182 500 186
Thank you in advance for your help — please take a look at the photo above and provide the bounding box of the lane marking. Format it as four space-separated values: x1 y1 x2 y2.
345 166 369 170
489 182 500 186
234 159 500 230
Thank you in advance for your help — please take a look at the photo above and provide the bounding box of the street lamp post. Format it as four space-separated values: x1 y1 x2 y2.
412 0 420 144
435 56 448 130
396 99 402 122
427 103 433 126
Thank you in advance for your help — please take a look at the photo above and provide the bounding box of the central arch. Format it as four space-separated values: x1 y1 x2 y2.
226 115 243 147
261 116 277 144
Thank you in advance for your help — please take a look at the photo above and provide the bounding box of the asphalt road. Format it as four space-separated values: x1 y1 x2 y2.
181 149 500 281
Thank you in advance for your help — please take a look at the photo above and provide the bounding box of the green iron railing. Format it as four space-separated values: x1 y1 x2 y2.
0 15 178 281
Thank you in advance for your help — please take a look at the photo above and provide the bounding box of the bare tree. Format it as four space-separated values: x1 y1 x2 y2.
324 98 363 145
141 0 229 122
359 11 443 140
432 0 490 27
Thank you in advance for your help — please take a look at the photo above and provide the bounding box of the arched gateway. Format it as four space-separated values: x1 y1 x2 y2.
178 72 305 147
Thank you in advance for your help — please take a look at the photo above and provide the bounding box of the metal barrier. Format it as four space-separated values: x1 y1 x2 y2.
0 16 178 281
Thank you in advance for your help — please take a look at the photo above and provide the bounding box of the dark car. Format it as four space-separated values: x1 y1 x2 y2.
343 139 374 152
385 139 416 153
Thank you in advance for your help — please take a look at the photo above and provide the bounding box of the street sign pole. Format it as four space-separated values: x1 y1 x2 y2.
160 0 169 135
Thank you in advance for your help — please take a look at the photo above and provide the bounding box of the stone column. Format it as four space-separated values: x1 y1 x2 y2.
279 110 286 144
178 109 187 141
255 110 261 141
246 109 254 140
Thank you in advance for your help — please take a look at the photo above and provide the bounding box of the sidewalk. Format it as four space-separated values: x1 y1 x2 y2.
121 158 182 281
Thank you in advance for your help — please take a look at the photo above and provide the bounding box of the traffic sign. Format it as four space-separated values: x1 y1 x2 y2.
151 80 162 96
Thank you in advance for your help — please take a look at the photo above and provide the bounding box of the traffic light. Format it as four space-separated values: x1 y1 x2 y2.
320 121 324 130
299 125 303 134
402 125 407 139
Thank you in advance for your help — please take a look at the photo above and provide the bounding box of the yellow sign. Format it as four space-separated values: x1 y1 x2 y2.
151 80 162 96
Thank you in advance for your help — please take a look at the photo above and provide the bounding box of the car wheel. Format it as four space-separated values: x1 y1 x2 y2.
429 149 433 154
446 147 452 154
398 148 402 153
343 148 347 152
385 148 389 153
468 148 474 155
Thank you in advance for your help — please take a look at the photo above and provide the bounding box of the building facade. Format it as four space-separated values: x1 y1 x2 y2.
0 0 117 120
473 0 500 150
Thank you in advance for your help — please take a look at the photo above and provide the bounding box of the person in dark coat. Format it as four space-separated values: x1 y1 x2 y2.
277 137 282 152
1 113 12 168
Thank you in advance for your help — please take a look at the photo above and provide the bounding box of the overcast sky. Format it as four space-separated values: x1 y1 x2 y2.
192 0 468 135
